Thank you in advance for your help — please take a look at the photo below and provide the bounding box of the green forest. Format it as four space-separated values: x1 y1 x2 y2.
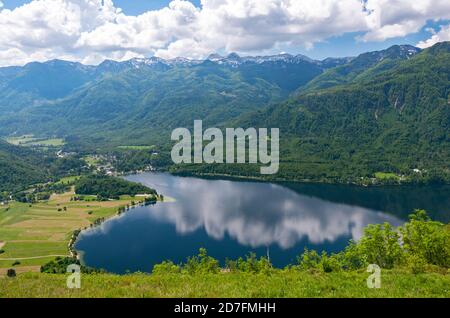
75 175 157 200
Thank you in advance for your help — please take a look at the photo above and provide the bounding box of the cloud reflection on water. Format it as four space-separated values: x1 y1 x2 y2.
123 173 403 250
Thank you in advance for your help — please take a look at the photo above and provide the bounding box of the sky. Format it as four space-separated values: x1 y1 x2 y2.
0 0 449 66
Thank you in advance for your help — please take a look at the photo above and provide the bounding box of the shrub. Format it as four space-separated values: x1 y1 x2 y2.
338 241 368 270
319 252 341 273
6 269 16 277
357 222 404 269
400 210 449 267
152 261 181 274
406 253 427 274
184 248 220 274
12 260 21 266
235 253 273 274
41 257 105 274
297 248 321 270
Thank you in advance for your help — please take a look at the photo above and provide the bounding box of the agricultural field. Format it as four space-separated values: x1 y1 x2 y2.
0 188 134 270
374 172 402 181
4 135 65 148
83 155 101 167
117 145 156 150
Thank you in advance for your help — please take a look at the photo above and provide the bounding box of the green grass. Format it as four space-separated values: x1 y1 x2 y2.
0 257 57 268
4 135 36 145
56 176 81 185
0 191 135 269
4 135 65 148
0 242 67 259
27 138 65 147
374 172 401 180
0 270 449 298
82 155 100 166
117 145 155 150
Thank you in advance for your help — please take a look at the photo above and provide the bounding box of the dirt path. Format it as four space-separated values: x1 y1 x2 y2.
0 241 4 249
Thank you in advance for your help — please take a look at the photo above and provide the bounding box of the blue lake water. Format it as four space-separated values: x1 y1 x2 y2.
75 173 450 274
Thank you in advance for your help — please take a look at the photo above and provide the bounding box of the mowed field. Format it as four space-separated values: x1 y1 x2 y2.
0 189 133 272
4 135 65 147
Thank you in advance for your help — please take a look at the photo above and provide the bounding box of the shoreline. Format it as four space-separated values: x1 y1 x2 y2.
71 194 167 264
168 170 449 188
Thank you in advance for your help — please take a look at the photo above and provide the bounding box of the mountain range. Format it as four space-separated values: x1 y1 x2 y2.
0 42 448 187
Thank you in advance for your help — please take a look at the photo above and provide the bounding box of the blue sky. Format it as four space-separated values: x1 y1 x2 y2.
0 0 449 66
2 0 201 13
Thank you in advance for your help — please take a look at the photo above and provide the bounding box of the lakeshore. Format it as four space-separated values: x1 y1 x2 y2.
0 187 141 272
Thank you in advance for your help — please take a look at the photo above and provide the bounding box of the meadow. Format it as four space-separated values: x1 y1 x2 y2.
0 189 134 270
0 270 449 298
4 135 65 148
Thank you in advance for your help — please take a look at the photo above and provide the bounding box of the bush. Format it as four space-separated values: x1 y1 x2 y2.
297 248 321 270
184 248 220 274
234 253 273 274
400 210 449 267
406 253 427 274
0 249 4 254
152 261 181 274
150 211 449 275
12 260 21 266
41 257 105 274
338 241 368 270
357 222 404 269
6 269 16 277
319 252 341 273
296 250 341 273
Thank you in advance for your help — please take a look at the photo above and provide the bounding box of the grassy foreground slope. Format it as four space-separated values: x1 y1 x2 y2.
0 270 449 298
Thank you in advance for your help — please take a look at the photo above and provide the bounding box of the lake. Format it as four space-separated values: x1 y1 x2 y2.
75 173 450 274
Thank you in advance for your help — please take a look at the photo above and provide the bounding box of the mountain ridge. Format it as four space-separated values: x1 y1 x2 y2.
0 42 448 185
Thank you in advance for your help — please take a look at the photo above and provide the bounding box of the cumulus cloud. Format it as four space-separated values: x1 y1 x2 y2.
0 0 449 66
362 0 450 41
417 24 450 48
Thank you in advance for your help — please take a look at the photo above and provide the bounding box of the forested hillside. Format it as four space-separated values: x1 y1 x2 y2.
229 42 450 183
0 54 323 145
0 43 448 184
0 140 48 193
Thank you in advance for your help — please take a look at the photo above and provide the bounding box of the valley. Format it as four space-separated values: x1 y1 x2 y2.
0 42 448 298
0 43 448 186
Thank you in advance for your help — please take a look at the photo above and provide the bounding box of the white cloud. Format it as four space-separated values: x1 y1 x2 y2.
362 0 450 41
0 0 449 66
417 24 450 48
